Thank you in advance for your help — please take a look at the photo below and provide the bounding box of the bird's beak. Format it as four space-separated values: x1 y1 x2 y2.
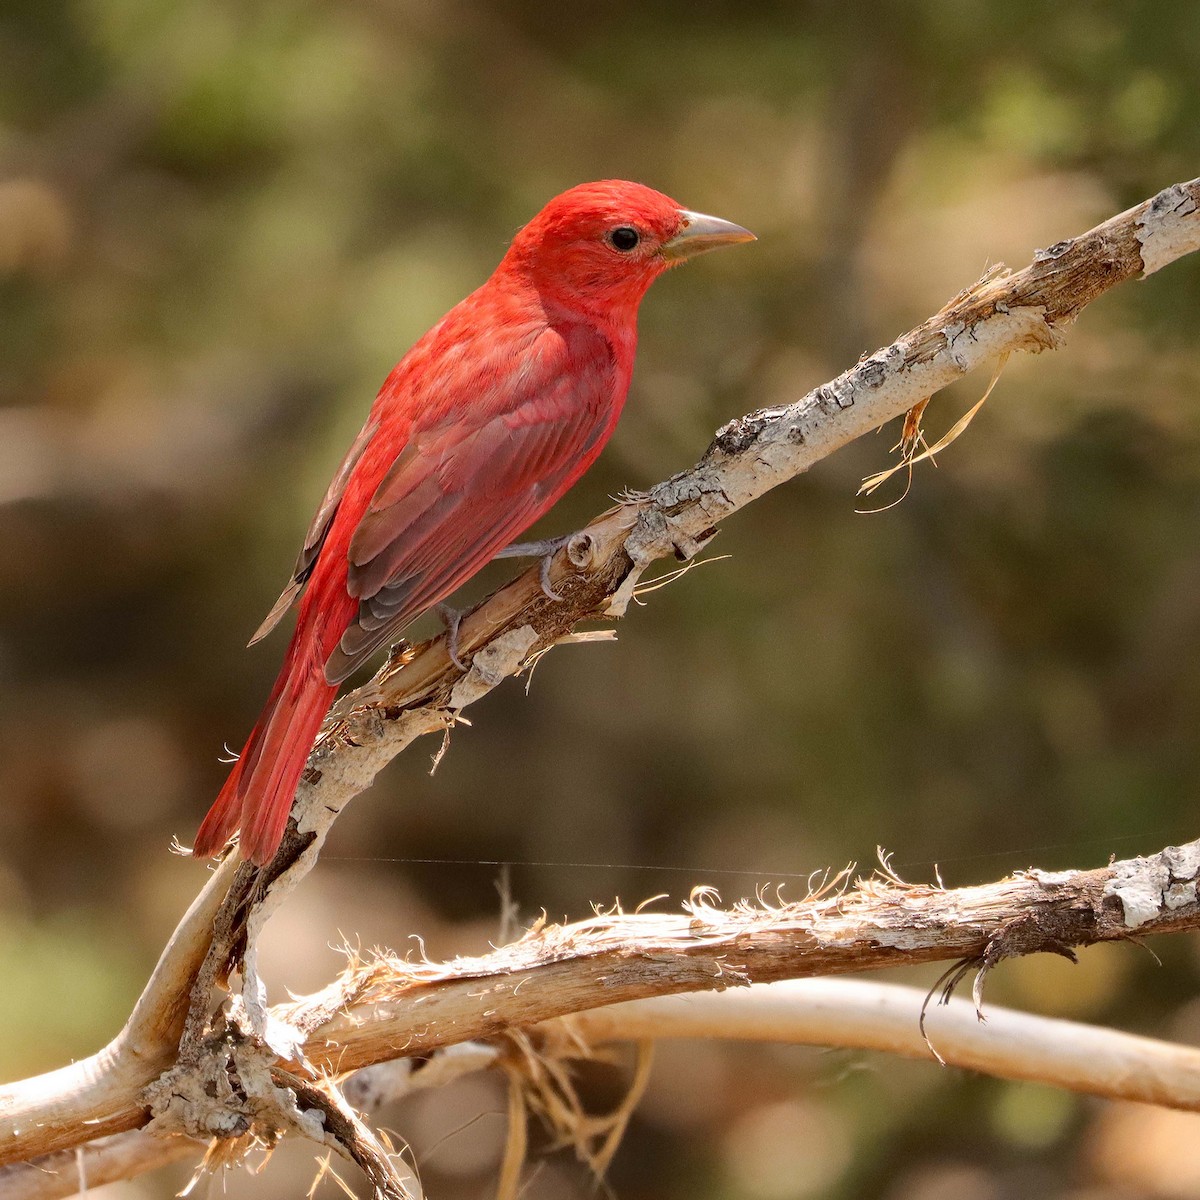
660 210 756 262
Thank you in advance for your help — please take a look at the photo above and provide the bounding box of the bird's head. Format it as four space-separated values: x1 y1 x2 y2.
504 180 754 325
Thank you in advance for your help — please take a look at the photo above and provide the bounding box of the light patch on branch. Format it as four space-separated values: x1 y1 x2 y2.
1104 842 1200 928
217 176 1200 944
1 175 1199 1197
268 840 1200 1081
1136 182 1200 275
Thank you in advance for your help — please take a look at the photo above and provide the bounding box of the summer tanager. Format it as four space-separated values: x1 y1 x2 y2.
194 180 754 865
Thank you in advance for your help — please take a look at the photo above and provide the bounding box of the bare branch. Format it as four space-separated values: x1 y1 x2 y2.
0 1132 200 1200
0 856 240 1164
14 965 1200 1200
267 177 1200 903
570 977 1200 1111
279 841 1200 1075
0 176 1197 1192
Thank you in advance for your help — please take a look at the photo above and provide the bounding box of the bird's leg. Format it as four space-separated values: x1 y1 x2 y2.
493 534 572 602
435 603 468 671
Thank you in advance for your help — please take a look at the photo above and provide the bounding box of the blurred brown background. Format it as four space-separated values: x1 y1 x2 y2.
3 1 1200 1197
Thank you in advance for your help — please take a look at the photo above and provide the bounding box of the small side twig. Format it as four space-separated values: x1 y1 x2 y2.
0 175 1198 1192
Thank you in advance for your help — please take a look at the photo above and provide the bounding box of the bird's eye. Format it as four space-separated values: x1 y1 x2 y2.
609 226 640 252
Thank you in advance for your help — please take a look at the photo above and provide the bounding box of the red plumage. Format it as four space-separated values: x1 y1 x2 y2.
194 180 752 864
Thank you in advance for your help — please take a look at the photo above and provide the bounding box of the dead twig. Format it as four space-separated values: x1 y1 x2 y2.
0 176 1198 1195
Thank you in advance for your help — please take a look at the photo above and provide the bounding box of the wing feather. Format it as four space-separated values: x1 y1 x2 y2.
324 346 614 685
249 417 380 645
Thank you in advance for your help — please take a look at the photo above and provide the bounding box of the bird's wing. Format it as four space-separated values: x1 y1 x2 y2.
249 417 380 646
324 355 614 685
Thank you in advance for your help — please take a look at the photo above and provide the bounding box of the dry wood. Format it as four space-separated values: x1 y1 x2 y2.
280 841 1200 1075
238 176 1200 910
572 976 1200 1110
8 843 1200 1200
0 176 1197 1194
0 1132 200 1200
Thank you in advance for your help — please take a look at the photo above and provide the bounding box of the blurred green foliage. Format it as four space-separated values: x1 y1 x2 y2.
2 1 1200 1197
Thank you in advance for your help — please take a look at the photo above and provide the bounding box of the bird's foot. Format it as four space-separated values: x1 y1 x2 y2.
435 603 468 671
493 534 573 602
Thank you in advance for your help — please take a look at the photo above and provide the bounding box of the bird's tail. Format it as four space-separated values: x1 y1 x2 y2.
193 641 338 866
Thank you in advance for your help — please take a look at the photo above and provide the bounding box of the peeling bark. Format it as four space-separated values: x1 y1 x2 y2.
0 176 1198 1194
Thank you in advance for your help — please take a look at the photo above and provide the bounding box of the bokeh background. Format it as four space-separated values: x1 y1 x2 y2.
3 1 1200 1196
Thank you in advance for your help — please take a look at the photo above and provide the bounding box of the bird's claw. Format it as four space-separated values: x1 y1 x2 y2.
495 534 572 602
435 603 468 671
540 557 563 603
438 534 568 671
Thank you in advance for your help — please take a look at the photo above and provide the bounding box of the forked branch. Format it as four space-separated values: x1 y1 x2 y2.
0 176 1197 1196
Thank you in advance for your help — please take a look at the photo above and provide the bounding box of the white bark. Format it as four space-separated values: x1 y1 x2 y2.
571 977 1200 1111
11 977 1200 1200
0 175 1198 1195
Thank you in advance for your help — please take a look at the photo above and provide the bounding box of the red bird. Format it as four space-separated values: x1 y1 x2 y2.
194 180 754 864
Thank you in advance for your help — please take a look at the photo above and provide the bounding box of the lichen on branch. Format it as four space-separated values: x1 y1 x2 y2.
1 175 1199 1199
